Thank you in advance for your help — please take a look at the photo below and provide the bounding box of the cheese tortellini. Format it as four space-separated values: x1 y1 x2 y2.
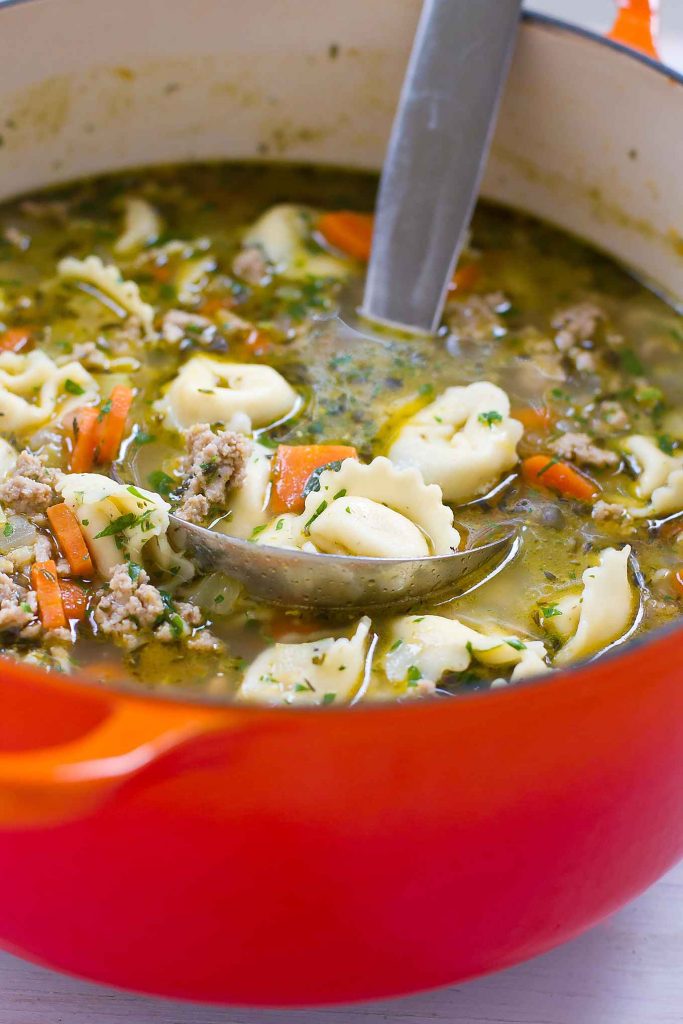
59 474 192 581
238 617 372 706
622 435 683 518
0 350 98 433
244 204 350 281
255 456 461 557
382 614 550 695
155 355 300 432
57 254 156 336
550 546 637 665
114 197 162 254
388 381 523 503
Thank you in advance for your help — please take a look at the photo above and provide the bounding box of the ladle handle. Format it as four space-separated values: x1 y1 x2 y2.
362 0 521 334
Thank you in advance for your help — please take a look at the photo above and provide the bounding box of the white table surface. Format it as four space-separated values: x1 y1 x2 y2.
0 860 680 1024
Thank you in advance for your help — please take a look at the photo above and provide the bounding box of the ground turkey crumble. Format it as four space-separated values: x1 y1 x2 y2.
550 302 623 374
93 563 222 653
176 424 251 524
0 451 63 516
550 432 619 468
232 245 269 286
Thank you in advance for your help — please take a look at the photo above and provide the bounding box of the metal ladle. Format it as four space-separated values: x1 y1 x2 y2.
170 0 522 612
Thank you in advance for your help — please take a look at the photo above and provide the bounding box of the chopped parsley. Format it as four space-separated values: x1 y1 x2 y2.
478 410 503 427
407 665 422 682
619 348 645 376
147 471 175 497
95 513 137 538
64 378 85 396
303 499 328 535
322 692 336 705
506 639 527 651
539 603 561 619
2 522 12 537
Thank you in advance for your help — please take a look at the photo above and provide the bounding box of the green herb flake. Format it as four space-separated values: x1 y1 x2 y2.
407 665 422 682
2 522 12 537
389 638 403 652
133 431 156 446
506 639 527 651
657 434 676 456
64 378 85 396
478 410 503 427
147 471 175 498
20 601 32 614
97 398 113 422
619 348 645 376
275 519 285 531
333 488 347 500
303 499 328 535
539 603 562 619
322 692 336 705
95 512 137 538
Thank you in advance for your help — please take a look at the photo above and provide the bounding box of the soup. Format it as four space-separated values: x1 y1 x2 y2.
0 162 681 703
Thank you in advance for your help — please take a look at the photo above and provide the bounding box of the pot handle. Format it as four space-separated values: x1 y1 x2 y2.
607 1 660 59
0 691 233 828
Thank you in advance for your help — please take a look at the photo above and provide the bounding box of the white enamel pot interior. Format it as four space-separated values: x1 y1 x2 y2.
0 0 682 306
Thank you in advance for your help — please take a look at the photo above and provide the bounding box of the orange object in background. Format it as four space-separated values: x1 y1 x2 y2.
69 407 99 473
512 406 553 432
318 211 374 261
607 0 659 59
0 326 34 352
94 385 134 464
270 444 358 514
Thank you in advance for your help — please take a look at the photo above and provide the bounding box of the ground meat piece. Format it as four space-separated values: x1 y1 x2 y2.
552 303 605 350
551 302 624 374
550 432 619 468
161 309 215 345
0 572 38 634
0 451 63 515
176 425 251 524
232 246 269 286
446 292 508 343
591 400 630 434
93 563 220 652
592 500 631 522
93 563 166 651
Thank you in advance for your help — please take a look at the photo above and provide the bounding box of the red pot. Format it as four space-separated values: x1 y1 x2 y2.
0 0 680 1006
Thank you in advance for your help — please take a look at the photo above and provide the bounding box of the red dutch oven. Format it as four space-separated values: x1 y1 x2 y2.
0 0 680 1006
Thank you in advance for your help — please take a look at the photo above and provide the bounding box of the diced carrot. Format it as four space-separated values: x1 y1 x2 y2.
270 444 358 514
59 580 87 621
69 406 99 473
150 263 172 283
94 385 134 464
512 406 553 432
31 559 67 631
47 502 94 577
521 454 599 503
449 263 481 293
244 328 272 357
199 295 236 317
319 210 482 294
270 612 326 641
0 326 34 352
318 211 374 262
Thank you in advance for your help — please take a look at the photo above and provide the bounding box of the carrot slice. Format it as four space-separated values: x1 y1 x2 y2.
270 444 358 514
69 406 99 473
319 211 482 292
521 454 599 502
318 211 374 262
512 406 553 432
31 560 67 631
47 502 94 577
59 580 87 621
94 385 134 464
0 326 33 353
449 263 481 293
